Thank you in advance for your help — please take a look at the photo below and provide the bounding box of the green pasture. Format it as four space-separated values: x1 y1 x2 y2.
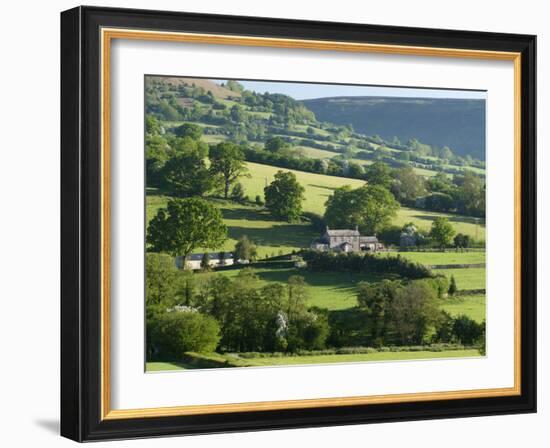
240 161 366 215
439 294 486 323
146 194 316 258
146 349 481 371
197 265 387 311
433 268 486 291
393 206 485 242
239 349 481 366
382 251 485 266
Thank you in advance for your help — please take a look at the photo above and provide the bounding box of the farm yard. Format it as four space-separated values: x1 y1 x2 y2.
144 76 487 371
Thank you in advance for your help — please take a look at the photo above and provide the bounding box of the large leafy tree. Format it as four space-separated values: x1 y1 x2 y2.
391 166 426 204
453 170 485 217
145 253 180 308
147 198 227 258
324 184 399 235
357 279 400 342
209 142 248 199
264 171 305 222
388 281 439 345
162 151 213 197
430 217 456 248
365 161 393 189
264 136 291 153
174 122 203 140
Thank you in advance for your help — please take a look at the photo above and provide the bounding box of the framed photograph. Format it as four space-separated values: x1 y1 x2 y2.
61 6 536 442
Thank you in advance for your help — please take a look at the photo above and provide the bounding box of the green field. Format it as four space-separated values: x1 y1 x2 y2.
433 268 486 291
238 349 481 366
146 349 481 371
240 162 485 241
146 361 194 371
439 295 486 323
383 251 485 266
146 194 316 258
198 265 387 310
392 206 485 241
240 161 365 215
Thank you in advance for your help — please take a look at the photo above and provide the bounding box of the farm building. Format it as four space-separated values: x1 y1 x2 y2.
175 252 234 270
310 226 383 252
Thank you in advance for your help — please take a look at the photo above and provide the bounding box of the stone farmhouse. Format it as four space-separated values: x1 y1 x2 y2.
176 252 234 270
310 226 384 253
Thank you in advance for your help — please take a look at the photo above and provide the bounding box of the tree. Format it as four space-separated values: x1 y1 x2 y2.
200 252 211 271
234 235 257 262
391 166 426 204
147 198 227 258
230 183 246 202
145 114 162 135
365 161 393 188
230 104 246 123
286 275 309 323
145 253 179 307
174 122 203 140
225 80 244 93
424 192 454 212
209 142 248 199
162 151 213 197
357 279 400 343
149 311 221 357
454 233 471 249
324 185 400 235
454 170 485 217
265 136 291 153
388 281 439 345
448 275 458 296
430 217 456 248
264 171 305 221
452 315 485 345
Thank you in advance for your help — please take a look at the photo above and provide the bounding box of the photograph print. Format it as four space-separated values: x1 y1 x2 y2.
144 76 487 372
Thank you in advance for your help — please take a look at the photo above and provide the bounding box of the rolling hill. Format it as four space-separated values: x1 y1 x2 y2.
302 96 486 160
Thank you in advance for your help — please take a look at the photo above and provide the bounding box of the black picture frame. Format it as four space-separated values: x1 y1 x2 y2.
61 5 536 442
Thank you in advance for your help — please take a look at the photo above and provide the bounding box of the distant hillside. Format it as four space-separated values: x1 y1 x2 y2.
147 77 239 99
302 97 486 160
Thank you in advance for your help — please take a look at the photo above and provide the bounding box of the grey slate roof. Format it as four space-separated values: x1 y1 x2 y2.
326 229 360 237
360 236 379 243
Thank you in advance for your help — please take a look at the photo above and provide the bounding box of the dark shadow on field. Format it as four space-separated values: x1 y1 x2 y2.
253 268 390 293
218 205 274 222
410 213 486 227
227 225 314 248
307 184 339 191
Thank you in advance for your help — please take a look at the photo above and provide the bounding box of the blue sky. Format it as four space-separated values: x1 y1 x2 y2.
217 79 486 100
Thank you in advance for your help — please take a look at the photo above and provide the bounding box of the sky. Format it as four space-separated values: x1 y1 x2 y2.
217 79 486 100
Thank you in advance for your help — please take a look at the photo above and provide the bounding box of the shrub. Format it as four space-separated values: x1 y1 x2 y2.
452 315 485 345
302 250 433 279
149 311 221 358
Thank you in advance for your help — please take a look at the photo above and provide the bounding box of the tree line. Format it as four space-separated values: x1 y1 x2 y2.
146 253 485 360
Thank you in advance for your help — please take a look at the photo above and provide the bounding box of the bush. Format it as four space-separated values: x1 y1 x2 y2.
378 225 402 246
302 250 433 279
149 311 221 358
452 315 485 345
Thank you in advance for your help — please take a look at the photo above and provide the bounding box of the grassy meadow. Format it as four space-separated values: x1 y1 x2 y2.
146 348 481 372
147 160 485 244
196 265 389 311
